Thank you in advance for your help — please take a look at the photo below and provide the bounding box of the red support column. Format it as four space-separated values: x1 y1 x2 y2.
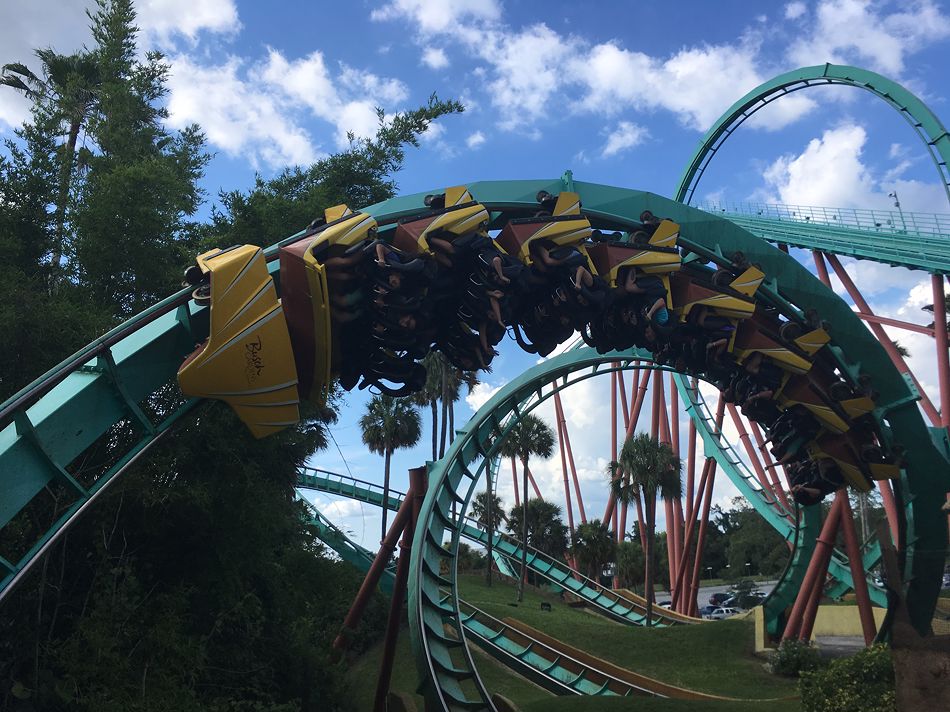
554 389 587 524
932 274 950 430
727 404 792 519
334 476 418 653
683 397 726 616
823 252 941 424
373 467 426 711
839 494 878 645
611 370 619 542
878 478 900 549
618 365 631 426
524 463 543 500
750 420 792 511
670 373 685 593
783 495 844 641
554 388 576 545
684 418 698 521
656 378 679 596
672 456 714 611
798 557 831 643
604 367 650 527
686 458 718 617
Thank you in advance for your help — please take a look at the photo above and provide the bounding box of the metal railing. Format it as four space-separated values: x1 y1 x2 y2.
699 200 950 238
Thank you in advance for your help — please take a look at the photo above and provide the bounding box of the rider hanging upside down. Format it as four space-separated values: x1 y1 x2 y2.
619 267 670 327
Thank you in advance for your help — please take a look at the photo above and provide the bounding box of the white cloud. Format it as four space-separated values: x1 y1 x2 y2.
481 23 580 131
787 0 950 76
371 0 502 33
260 49 409 148
339 64 409 105
0 0 241 132
165 55 320 168
370 2 826 135
420 121 446 142
466 381 503 411
466 130 486 148
136 0 240 46
601 121 648 157
785 2 807 19
570 41 816 132
825 258 927 298
754 122 950 215
759 124 875 207
421 47 450 69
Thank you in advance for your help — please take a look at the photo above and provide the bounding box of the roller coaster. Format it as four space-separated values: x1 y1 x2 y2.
1 64 949 710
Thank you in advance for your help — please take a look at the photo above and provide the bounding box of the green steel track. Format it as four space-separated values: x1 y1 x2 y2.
0 179 946 710
396 180 947 711
702 208 950 274
305 500 667 699
296 467 689 627
675 63 950 208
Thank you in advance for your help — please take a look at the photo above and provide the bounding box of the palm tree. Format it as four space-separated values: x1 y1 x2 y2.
498 413 555 601
572 519 616 581
412 352 483 460
2 49 101 271
507 498 568 559
359 395 422 541
611 433 682 626
472 490 504 532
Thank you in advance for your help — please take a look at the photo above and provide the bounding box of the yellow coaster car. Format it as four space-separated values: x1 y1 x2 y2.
178 245 300 438
670 265 763 322
586 221 682 282
732 316 828 375
279 205 378 403
392 186 489 254
495 191 593 263
806 433 875 492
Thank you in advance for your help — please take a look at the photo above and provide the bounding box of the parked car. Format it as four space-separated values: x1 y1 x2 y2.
942 573 950 589
709 593 730 606
703 607 739 620
658 600 672 609
698 605 718 617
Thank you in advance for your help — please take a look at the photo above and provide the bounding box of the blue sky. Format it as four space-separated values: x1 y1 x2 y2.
2 0 949 547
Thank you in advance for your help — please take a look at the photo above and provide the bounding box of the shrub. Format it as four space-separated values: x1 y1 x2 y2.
800 644 896 712
768 639 824 676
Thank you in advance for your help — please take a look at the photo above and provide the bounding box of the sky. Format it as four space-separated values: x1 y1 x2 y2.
1 0 949 550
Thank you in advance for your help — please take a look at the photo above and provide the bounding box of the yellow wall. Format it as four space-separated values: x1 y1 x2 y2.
754 605 887 652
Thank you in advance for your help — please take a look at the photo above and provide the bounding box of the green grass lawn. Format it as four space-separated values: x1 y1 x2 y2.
457 574 799 701
345 624 550 711
522 698 801 712
346 575 801 711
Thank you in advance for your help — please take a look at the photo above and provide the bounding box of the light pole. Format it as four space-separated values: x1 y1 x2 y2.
888 191 907 233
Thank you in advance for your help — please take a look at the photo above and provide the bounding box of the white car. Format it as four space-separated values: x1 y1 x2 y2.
703 606 739 620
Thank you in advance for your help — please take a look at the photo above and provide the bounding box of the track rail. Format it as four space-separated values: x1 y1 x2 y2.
0 178 943 712
296 467 691 627
306 501 658 698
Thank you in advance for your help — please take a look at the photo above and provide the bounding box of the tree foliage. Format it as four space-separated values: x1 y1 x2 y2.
472 490 505 533
799 644 895 711
507 498 568 559
498 413 555 465
0 1 465 709
612 433 682 625
572 519 615 581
